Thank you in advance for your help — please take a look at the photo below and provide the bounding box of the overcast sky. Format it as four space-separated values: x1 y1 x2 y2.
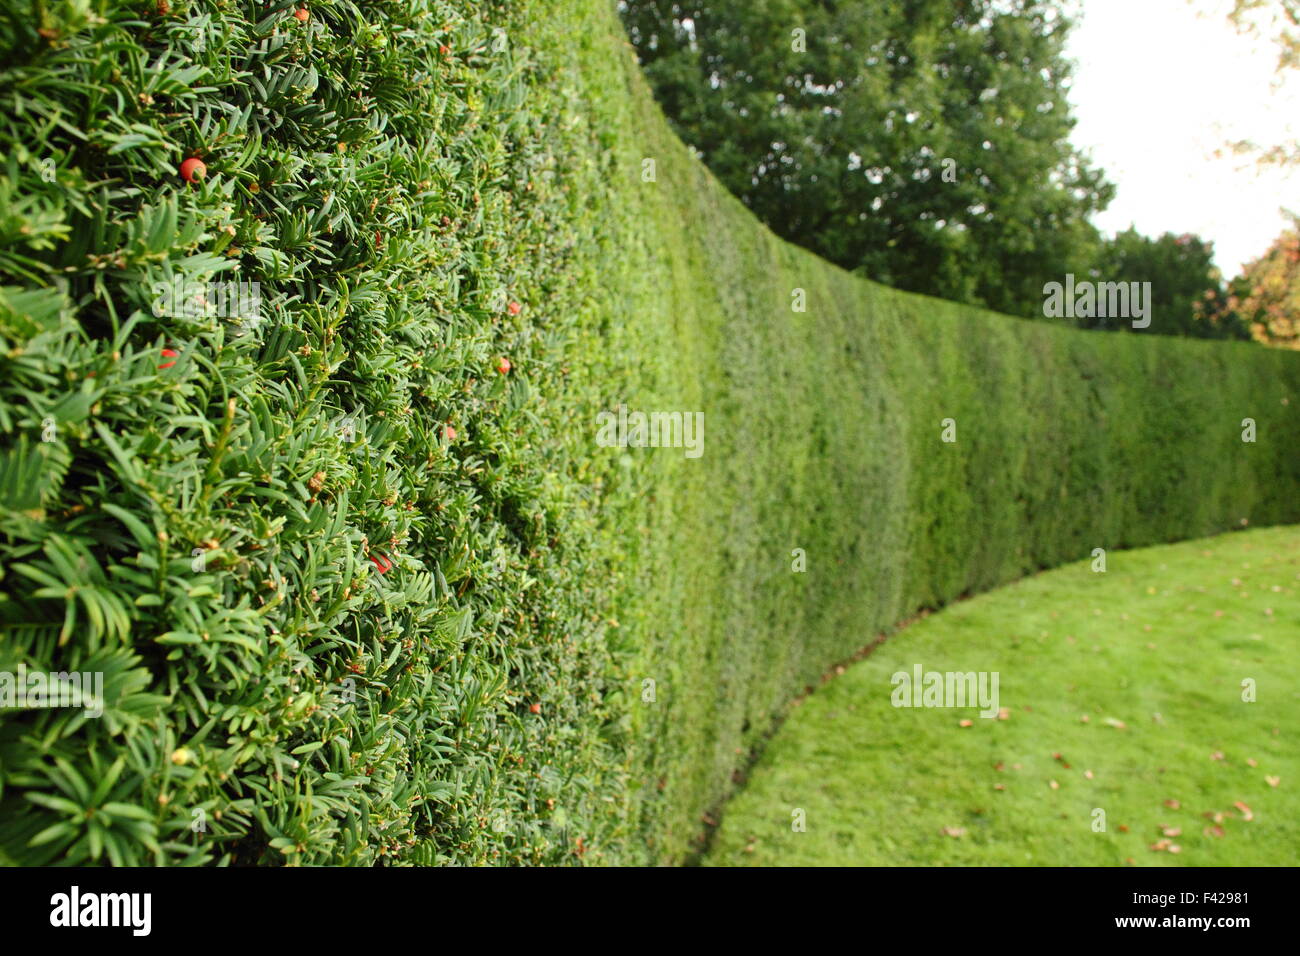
1065 0 1300 276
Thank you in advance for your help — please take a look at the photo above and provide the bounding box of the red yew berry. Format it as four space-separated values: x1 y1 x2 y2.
443 425 457 441
507 301 521 316
179 158 206 183
439 44 450 55
158 348 179 369
529 703 541 714
370 552 393 574
496 357 511 375
293 7 309 21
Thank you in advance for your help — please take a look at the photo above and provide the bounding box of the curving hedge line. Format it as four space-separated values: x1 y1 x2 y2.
0 0 1297 866
542 0 1300 863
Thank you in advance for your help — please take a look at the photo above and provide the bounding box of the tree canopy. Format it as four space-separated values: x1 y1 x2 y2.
621 0 1115 319
1227 220 1300 347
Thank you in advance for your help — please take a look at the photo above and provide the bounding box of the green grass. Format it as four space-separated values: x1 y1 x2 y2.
704 525 1300 866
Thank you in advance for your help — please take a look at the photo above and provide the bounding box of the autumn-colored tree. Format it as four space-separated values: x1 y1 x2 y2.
1225 222 1300 347
1219 0 1300 167
1229 0 1300 72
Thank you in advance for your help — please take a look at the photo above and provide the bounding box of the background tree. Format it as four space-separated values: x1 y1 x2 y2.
1219 0 1300 167
620 0 1114 318
1087 228 1251 339
1224 220 1300 346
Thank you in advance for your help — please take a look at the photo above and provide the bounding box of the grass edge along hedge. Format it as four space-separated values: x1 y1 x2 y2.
0 0 1298 866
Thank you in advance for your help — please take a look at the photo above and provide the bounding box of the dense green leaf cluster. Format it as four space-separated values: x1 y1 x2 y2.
0 0 642 865
1089 228 1250 340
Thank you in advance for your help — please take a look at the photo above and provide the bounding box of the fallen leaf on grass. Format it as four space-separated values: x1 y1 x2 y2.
958 719 973 727
1164 799 1180 809
1266 776 1280 788
1162 827 1182 837
1234 801 1254 821
941 826 966 838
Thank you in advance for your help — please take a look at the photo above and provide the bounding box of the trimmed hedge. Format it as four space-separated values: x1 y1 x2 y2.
538 0 1300 862
0 0 643 866
0 0 1297 867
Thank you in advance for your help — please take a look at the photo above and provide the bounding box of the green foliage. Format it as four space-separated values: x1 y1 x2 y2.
0 0 643 865
619 0 1115 319
1087 228 1250 340
1 0 1298 870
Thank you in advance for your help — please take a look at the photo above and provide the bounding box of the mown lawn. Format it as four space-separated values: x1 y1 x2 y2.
705 525 1300 866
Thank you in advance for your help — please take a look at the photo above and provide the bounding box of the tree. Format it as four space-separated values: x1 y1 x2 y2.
620 0 1114 318
1224 221 1300 346
1215 0 1300 168
1087 228 1251 339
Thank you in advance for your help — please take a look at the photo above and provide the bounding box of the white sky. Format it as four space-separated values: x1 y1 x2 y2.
1064 0 1300 275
